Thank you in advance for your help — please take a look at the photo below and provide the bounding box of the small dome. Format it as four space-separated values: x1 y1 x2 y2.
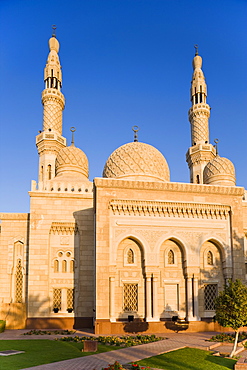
55 145 89 179
103 141 170 182
203 156 236 186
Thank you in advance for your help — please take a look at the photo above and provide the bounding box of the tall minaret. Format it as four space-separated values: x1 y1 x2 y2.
36 30 66 188
186 46 216 184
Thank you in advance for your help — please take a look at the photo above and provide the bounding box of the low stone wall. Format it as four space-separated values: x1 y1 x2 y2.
235 357 247 370
26 317 93 329
94 319 247 335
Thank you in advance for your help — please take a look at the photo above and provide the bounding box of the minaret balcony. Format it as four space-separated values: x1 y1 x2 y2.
188 103 210 116
42 88 65 105
36 131 66 147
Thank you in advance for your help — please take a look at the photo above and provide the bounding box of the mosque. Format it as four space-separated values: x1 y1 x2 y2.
0 34 246 334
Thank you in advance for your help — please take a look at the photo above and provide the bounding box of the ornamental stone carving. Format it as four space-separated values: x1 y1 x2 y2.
135 230 165 247
50 222 78 235
109 199 231 219
103 141 170 182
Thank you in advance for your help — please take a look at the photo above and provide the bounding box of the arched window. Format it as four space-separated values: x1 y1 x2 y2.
41 166 44 182
15 259 23 303
48 165 52 180
127 249 134 264
70 260 74 273
62 260 67 273
54 260 59 273
207 251 213 265
168 250 175 264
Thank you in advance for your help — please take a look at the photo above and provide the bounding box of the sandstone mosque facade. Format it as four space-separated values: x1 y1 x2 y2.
0 35 246 334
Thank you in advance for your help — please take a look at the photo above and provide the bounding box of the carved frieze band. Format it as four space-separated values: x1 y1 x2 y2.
109 199 231 219
50 222 78 235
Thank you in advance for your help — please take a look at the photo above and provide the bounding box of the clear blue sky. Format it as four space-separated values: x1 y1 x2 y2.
0 0 246 213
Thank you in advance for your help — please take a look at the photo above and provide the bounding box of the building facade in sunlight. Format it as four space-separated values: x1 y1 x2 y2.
0 35 246 334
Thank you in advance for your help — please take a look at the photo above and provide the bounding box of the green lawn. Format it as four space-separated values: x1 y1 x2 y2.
137 347 237 370
0 339 122 370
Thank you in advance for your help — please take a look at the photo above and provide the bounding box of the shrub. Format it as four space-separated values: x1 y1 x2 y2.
57 334 164 347
209 332 247 343
0 320 6 333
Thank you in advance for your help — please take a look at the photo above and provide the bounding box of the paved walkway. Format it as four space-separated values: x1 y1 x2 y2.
0 330 222 370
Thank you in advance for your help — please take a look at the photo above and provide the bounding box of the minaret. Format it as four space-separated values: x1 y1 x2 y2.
36 30 66 188
186 46 216 184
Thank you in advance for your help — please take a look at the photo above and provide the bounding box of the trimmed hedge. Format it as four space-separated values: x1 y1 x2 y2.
0 320 6 333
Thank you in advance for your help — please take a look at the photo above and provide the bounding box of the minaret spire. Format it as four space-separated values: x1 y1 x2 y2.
36 30 66 188
186 47 216 184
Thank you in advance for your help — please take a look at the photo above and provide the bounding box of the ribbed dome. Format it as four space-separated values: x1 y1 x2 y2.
103 141 170 182
55 145 89 179
203 156 235 186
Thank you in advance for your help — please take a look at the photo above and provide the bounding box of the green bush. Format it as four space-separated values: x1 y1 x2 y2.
0 320 6 333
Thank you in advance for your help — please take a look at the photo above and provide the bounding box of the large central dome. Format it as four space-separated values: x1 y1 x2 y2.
103 141 170 182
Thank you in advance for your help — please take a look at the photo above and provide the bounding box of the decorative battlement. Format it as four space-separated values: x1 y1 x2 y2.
94 178 244 196
31 179 93 194
0 213 29 220
109 199 231 219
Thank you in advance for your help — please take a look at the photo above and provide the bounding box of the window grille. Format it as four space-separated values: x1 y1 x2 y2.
207 251 213 265
53 288 62 310
127 249 134 264
67 288 74 310
204 284 217 310
123 283 138 312
15 259 23 303
168 250 175 264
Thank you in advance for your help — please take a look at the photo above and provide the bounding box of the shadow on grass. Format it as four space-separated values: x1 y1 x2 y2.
205 353 237 369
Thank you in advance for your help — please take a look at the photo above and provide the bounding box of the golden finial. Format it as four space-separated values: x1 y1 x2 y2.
70 127 76 146
214 138 219 155
52 25 57 38
194 44 199 56
132 126 139 142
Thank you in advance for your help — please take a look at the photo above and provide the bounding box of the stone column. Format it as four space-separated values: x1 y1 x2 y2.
193 277 200 320
152 277 159 321
186 277 194 321
146 276 152 321
109 277 116 322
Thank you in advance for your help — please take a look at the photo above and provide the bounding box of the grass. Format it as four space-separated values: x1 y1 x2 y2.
0 341 238 370
0 339 122 370
136 347 237 370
